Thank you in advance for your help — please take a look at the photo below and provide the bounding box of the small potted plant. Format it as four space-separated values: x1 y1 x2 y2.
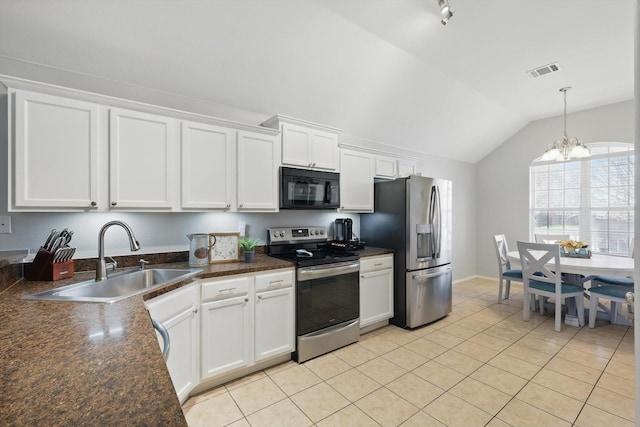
239 238 260 263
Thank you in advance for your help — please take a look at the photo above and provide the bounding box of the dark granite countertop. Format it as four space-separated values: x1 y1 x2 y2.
0 249 390 425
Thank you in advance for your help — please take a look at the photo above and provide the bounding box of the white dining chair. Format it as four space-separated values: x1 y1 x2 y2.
590 238 634 318
588 286 633 328
534 233 570 244
517 241 585 332
493 234 523 303
592 238 634 288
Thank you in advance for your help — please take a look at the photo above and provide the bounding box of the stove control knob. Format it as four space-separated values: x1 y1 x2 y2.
319 229 324 235
279 231 285 237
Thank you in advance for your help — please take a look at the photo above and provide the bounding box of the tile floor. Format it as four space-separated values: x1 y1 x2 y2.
182 277 635 426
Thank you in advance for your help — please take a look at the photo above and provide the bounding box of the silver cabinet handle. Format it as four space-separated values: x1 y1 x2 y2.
151 318 170 361
90 201 97 207
193 308 198 314
111 202 117 206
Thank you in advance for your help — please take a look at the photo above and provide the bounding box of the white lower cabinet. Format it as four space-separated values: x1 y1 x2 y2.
200 268 295 381
360 254 394 329
254 271 295 362
200 276 253 379
145 282 200 403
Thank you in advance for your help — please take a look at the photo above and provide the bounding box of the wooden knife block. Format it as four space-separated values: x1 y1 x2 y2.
25 247 75 281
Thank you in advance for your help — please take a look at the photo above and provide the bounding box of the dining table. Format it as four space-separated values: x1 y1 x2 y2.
507 250 635 326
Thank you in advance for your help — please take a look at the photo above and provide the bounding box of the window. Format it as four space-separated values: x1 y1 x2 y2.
530 142 634 255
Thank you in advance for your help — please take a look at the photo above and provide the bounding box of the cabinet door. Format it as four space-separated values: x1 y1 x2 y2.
237 130 279 211
360 268 394 327
339 150 373 212
375 156 397 178
309 130 339 171
181 121 235 210
109 108 177 209
397 159 417 177
255 287 294 362
13 90 99 209
201 296 253 379
146 282 199 403
281 123 311 168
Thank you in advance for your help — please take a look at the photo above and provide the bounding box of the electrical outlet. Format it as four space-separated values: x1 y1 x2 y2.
0 216 11 234
238 221 246 238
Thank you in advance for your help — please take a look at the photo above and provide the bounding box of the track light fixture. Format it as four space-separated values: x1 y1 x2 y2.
437 0 454 25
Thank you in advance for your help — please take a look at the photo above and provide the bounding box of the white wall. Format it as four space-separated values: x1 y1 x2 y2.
0 67 478 280
476 100 634 278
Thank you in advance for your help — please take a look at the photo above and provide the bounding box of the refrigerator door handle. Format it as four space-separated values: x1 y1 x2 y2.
428 186 437 258
434 185 442 259
412 265 452 280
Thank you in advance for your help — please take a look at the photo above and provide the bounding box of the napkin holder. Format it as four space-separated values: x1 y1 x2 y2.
25 247 75 281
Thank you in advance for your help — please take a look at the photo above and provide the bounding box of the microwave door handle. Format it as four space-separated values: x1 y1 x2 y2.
325 181 331 203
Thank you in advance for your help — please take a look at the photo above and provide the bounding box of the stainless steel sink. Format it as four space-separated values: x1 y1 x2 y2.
23 268 202 303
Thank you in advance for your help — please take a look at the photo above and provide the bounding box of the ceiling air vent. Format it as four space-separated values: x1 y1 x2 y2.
527 62 561 78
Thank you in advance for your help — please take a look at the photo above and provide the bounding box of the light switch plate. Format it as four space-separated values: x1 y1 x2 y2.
0 216 11 233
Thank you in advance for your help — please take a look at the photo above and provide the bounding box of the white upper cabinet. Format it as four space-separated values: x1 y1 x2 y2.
181 121 235 210
11 90 99 210
261 115 340 171
375 155 397 179
339 149 374 212
397 159 417 177
237 130 279 212
109 108 178 209
375 156 417 179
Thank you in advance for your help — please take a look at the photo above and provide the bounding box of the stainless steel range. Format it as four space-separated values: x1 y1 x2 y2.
267 226 360 363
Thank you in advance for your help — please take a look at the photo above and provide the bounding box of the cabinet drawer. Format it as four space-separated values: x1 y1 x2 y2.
360 255 393 273
201 276 251 302
255 269 294 293
145 282 199 319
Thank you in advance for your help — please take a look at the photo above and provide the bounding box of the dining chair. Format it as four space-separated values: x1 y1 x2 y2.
493 234 523 303
590 238 634 318
517 241 585 332
534 233 570 244
588 285 633 328
591 237 634 288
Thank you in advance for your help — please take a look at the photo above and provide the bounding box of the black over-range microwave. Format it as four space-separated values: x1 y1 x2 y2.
280 167 340 209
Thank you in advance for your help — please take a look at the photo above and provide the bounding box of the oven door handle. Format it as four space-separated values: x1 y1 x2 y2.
297 261 360 281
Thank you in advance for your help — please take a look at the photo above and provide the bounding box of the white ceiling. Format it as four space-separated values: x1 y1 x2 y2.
0 0 634 163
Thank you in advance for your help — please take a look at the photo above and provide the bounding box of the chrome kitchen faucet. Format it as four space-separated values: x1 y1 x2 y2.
95 221 141 281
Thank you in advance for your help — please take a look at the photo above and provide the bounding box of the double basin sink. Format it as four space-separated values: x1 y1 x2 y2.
23 268 202 303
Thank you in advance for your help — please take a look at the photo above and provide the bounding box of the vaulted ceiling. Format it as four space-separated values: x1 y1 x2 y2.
0 0 634 163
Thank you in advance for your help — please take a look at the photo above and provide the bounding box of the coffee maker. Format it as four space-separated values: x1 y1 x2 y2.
334 218 353 242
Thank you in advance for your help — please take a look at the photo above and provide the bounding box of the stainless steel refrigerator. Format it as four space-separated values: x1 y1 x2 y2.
361 176 452 328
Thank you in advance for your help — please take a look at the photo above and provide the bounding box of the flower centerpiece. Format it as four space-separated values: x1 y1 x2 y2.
558 240 590 258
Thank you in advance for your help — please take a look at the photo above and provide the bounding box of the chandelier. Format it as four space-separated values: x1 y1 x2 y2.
541 87 590 161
